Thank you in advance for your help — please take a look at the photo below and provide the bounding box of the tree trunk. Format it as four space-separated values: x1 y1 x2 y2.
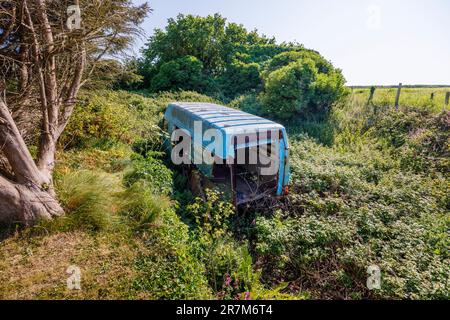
0 175 63 224
37 133 57 183
0 100 63 224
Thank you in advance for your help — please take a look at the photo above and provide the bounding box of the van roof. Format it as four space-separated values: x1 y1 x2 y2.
166 102 285 135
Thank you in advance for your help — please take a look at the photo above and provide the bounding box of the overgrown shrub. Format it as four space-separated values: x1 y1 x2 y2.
61 92 138 148
133 207 212 299
261 52 347 120
229 93 265 116
253 135 449 299
186 190 260 297
124 154 173 195
373 108 450 176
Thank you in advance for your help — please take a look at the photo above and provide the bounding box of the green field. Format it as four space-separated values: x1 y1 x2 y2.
350 87 450 112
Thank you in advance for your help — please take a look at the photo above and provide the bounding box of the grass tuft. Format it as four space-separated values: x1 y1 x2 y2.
119 183 172 230
53 170 123 232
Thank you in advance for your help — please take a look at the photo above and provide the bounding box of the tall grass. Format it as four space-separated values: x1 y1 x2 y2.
54 170 123 232
120 183 172 230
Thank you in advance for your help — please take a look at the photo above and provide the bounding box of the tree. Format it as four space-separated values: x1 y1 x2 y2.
89 58 144 91
151 56 214 93
261 52 347 119
0 0 149 224
262 59 318 120
219 59 262 98
139 13 274 98
142 14 228 75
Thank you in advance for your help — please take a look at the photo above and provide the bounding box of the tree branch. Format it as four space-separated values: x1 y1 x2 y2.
0 6 16 44
58 44 86 137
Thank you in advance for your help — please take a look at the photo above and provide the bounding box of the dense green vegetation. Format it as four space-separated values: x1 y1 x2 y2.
0 13 448 300
255 105 449 299
0 91 299 299
1 87 448 300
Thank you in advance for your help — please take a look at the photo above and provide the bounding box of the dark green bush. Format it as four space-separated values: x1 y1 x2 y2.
133 207 212 299
261 52 347 120
151 56 216 94
124 154 173 196
49 86 450 300
264 50 334 76
219 59 262 98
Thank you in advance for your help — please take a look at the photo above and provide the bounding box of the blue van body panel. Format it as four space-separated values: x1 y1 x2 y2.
164 102 290 195
277 138 287 195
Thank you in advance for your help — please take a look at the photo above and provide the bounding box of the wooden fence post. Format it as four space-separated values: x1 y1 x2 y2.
445 92 450 108
395 83 402 110
367 86 376 106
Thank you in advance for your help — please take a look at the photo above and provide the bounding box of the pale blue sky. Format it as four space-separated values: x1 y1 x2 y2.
132 0 450 86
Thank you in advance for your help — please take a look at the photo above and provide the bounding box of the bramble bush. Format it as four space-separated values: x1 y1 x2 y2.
253 104 449 299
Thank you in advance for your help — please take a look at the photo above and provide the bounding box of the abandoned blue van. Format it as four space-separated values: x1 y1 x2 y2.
164 102 290 205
